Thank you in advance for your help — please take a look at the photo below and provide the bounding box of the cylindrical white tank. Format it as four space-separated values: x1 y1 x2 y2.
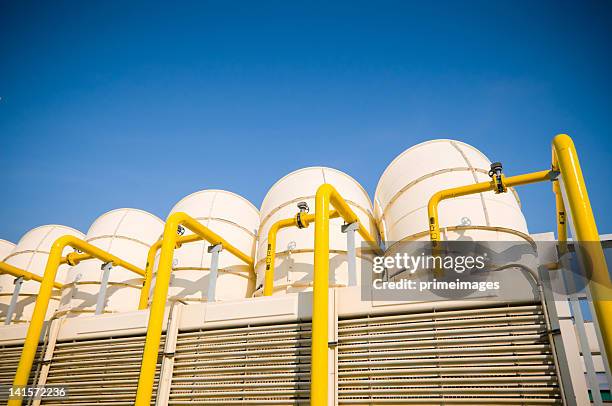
59 209 163 317
164 190 259 303
0 226 84 323
0 239 17 322
0 239 16 262
256 167 378 295
375 139 529 251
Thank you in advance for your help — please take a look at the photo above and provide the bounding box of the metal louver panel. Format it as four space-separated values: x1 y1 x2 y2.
337 304 562 405
41 334 165 405
169 322 311 405
0 344 42 404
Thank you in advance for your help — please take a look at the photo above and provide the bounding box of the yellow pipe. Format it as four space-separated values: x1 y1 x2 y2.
60 252 93 266
428 169 552 247
138 233 203 310
312 184 381 406
134 212 254 406
0 261 63 289
9 235 145 406
263 210 340 296
553 179 568 256
552 133 612 371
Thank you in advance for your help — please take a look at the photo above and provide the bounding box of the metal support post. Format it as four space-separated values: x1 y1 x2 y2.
341 222 359 287
207 244 223 302
5 276 24 325
95 262 113 315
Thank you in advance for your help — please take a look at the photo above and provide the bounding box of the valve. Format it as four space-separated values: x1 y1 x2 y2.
296 202 309 229
297 202 309 213
488 162 507 194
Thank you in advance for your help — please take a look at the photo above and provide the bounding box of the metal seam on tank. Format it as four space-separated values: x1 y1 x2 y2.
385 194 526 234
259 196 374 229
106 209 131 263
450 141 491 227
22 226 57 272
172 216 257 237
385 226 537 254
172 189 260 215
260 167 374 209
255 250 375 268
86 235 153 248
374 139 483 197
379 167 490 222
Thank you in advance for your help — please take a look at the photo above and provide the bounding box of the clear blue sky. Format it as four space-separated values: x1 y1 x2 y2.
1 1 610 243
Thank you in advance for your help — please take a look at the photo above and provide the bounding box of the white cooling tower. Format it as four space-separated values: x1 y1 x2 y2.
164 190 259 303
0 239 15 260
375 139 529 250
59 209 163 317
0 226 84 323
256 167 377 295
0 239 17 322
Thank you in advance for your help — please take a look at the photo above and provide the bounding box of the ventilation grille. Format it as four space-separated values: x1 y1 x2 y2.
41 334 165 405
169 322 312 405
0 343 42 404
337 304 562 405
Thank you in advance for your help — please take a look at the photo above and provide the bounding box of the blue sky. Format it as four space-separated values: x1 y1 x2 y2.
1 1 610 243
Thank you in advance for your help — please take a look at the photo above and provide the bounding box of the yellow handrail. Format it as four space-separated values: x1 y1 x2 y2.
138 233 203 310
9 235 145 406
552 134 612 371
311 184 381 406
263 210 339 296
0 261 63 290
134 211 254 406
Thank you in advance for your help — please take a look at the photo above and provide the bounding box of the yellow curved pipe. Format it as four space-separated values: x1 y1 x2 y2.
552 134 612 371
138 233 203 310
9 235 145 406
134 211 254 406
263 210 340 296
0 261 63 289
312 184 381 406
427 169 552 246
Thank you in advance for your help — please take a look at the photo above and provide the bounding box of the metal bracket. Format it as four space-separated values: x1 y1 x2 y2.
5 276 24 325
95 262 113 315
341 222 359 286
207 244 223 302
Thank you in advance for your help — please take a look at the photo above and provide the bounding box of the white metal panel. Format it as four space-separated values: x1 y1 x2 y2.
1 225 84 322
374 139 529 243
165 190 259 302
256 167 377 295
60 209 163 317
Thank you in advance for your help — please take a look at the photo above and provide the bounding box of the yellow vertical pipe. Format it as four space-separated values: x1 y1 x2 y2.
138 239 163 310
134 215 179 405
264 218 295 296
135 212 254 405
8 239 63 406
312 185 331 406
10 236 145 406
138 234 204 310
552 133 612 371
553 179 568 255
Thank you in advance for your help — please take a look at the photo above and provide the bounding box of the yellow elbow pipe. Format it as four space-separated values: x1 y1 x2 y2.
9 235 145 406
552 134 612 372
263 210 341 297
428 170 552 246
0 261 63 289
135 212 254 406
138 234 203 310
312 184 381 406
